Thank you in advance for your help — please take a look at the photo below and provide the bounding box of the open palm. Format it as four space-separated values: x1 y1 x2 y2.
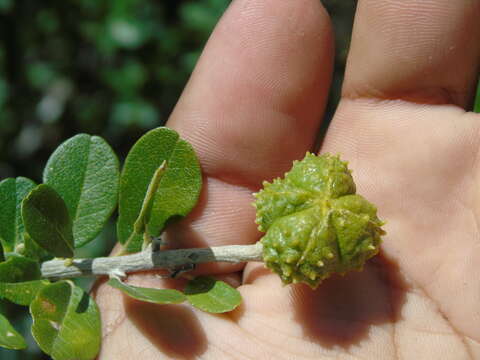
95 1 480 358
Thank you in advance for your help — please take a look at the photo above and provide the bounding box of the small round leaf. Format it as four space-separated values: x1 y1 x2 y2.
0 280 49 306
22 184 74 258
44 134 120 247
0 313 26 350
0 177 36 253
108 277 186 304
0 255 41 282
117 127 202 253
185 276 242 313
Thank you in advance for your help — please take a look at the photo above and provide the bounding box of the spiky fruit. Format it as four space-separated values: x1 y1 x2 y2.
254 153 385 288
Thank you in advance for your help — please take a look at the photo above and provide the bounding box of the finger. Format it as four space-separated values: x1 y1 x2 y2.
163 0 334 262
168 0 334 187
342 0 480 108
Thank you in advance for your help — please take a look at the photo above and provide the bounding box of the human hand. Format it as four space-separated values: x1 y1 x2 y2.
94 0 480 358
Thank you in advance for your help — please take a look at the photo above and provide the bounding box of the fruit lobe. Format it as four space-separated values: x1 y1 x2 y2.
254 153 385 288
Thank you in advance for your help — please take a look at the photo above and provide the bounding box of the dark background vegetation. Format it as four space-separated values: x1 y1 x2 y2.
0 0 355 358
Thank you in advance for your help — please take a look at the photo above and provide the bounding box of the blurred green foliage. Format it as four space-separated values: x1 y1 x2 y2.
0 0 232 182
474 78 480 113
0 0 355 358
0 0 355 180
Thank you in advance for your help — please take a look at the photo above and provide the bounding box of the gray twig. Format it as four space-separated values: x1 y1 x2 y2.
40 242 264 280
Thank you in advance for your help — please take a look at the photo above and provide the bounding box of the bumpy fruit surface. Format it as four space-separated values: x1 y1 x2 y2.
254 153 385 288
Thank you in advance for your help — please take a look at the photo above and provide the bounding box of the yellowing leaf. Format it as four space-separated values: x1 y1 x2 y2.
0 313 26 350
30 281 101 360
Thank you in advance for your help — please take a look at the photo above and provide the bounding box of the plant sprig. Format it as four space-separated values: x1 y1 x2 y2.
0 126 385 360
0 127 241 360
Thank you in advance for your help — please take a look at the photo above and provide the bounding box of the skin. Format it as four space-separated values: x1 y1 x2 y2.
94 0 480 358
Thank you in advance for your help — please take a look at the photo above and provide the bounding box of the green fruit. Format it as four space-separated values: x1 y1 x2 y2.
254 153 385 288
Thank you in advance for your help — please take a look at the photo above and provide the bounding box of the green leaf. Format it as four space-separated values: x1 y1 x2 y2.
0 313 26 350
0 255 41 282
0 255 44 306
0 280 49 306
30 281 101 360
44 134 120 247
117 127 202 253
185 276 241 313
107 277 186 304
22 184 74 258
0 177 36 253
474 77 480 113
131 160 167 239
22 232 51 261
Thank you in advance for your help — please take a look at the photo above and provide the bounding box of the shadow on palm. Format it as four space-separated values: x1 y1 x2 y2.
123 253 406 358
292 254 406 348
125 301 208 359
